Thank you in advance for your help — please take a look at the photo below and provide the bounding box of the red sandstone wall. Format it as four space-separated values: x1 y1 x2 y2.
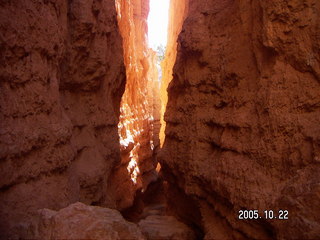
0 0 125 237
160 0 188 146
160 0 320 239
111 0 159 210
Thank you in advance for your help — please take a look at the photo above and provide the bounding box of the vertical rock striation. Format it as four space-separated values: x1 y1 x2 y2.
112 0 159 210
160 0 188 146
0 0 125 237
160 0 320 239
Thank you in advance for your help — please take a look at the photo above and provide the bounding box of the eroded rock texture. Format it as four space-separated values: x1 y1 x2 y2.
0 0 125 237
160 0 320 239
160 0 188 146
112 0 160 210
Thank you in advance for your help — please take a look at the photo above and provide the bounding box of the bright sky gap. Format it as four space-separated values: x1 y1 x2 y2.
147 0 170 50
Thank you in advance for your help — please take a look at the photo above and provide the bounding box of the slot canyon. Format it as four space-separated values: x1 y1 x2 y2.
0 0 319 239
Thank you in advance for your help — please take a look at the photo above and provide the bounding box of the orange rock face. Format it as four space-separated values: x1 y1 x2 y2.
160 0 320 239
160 0 189 146
112 0 159 210
0 0 125 237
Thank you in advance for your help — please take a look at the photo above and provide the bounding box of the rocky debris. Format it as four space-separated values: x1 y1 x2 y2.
160 0 320 239
28 202 145 240
121 179 167 223
138 215 196 240
140 204 166 220
24 202 195 240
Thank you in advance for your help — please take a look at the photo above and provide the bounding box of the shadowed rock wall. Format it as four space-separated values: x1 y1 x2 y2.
0 0 125 237
160 0 320 239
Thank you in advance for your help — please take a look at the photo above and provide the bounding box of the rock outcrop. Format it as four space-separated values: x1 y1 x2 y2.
27 202 145 240
0 0 125 237
24 202 195 240
160 0 320 239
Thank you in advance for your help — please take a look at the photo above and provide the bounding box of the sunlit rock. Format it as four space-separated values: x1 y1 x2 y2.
159 0 189 146
111 0 160 210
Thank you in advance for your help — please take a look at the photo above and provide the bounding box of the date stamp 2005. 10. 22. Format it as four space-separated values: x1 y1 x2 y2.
238 210 289 220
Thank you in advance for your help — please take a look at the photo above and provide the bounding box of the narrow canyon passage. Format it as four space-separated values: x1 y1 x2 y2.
110 0 160 211
114 0 188 188
0 0 319 239
109 0 199 237
113 0 189 223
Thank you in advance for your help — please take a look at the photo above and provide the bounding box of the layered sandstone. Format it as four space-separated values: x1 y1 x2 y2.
111 0 160 210
0 0 125 237
160 0 320 239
